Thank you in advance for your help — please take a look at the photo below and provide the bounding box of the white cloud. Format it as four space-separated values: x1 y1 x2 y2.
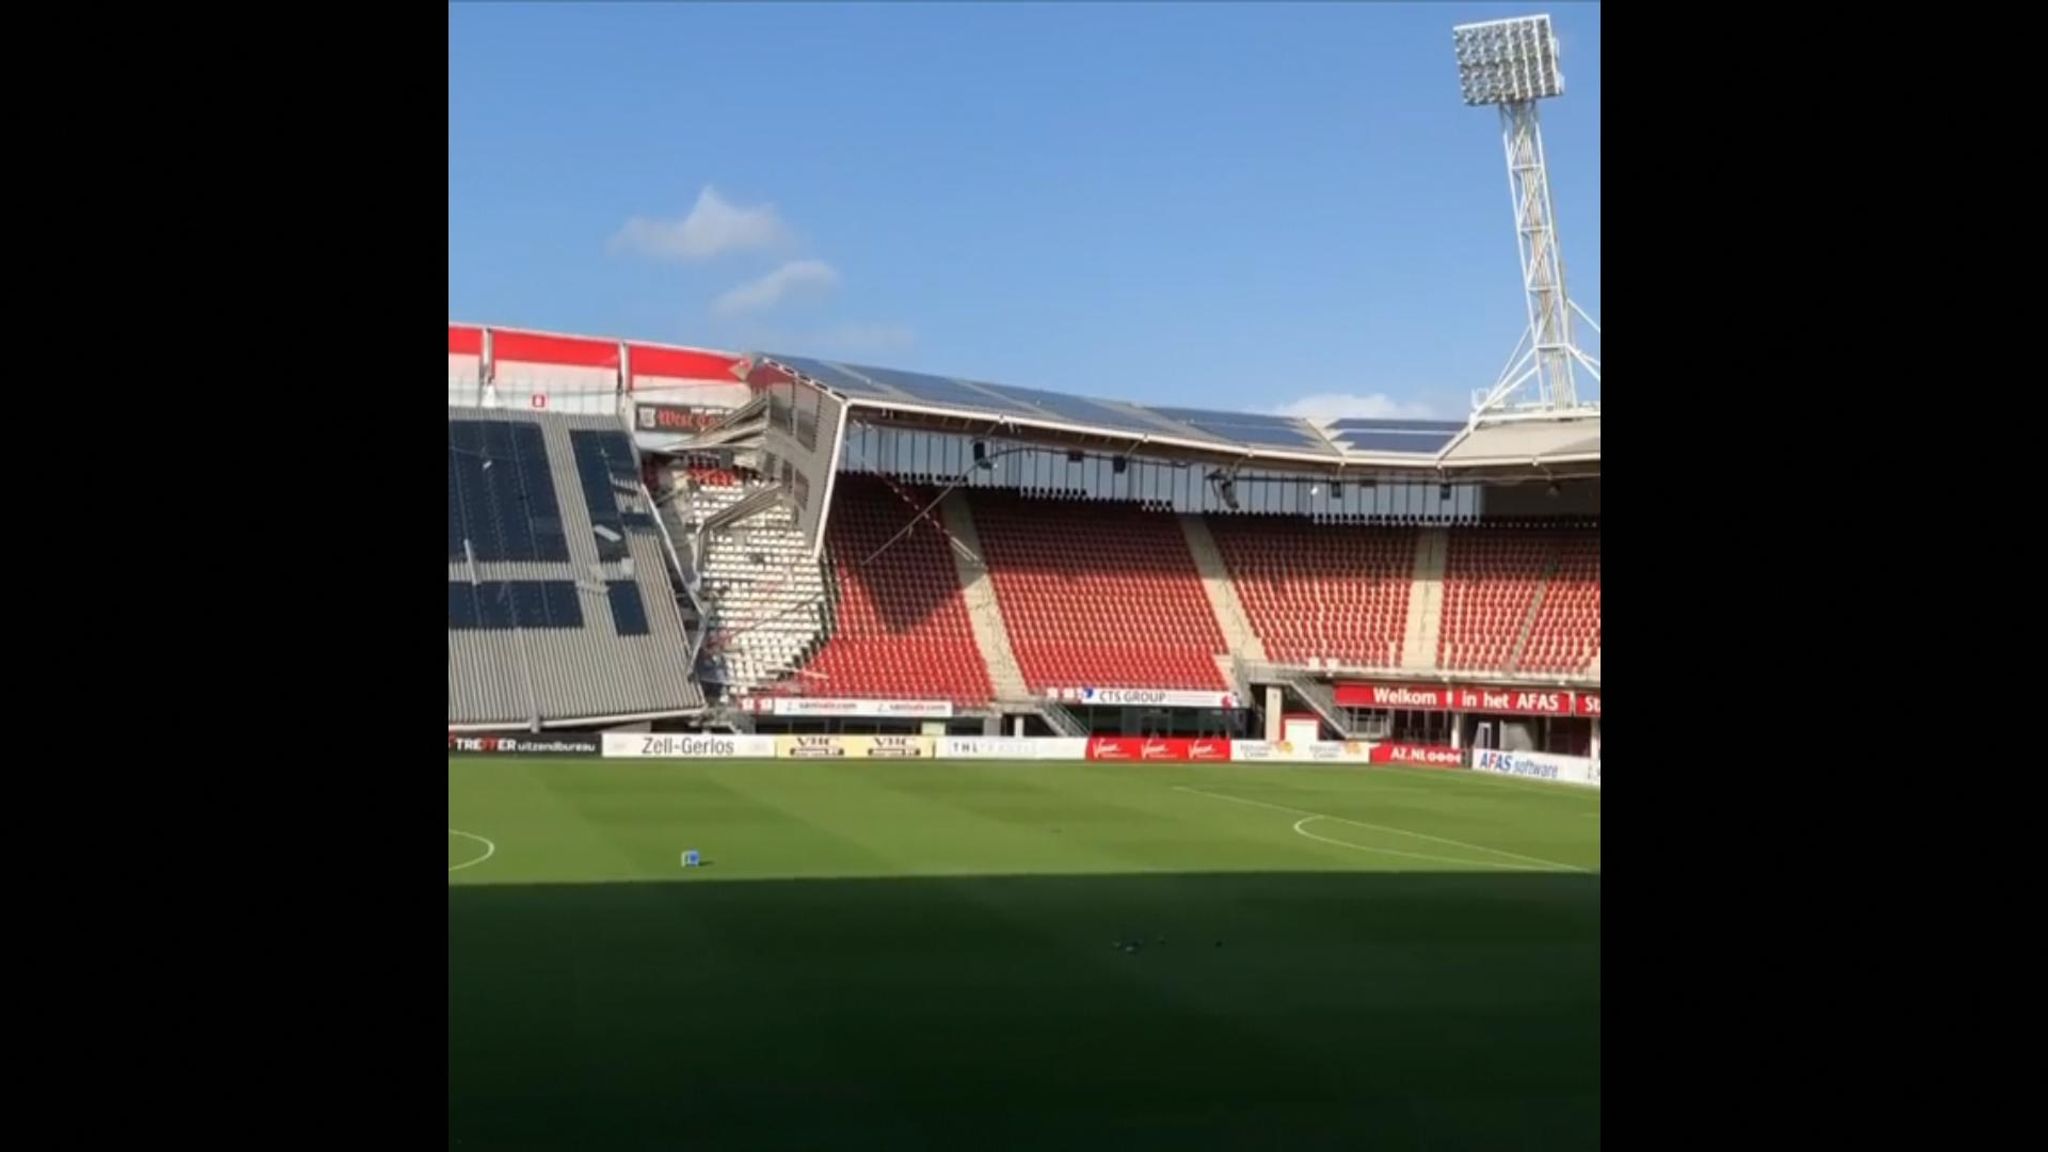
712 259 840 317
1271 392 1437 424
611 187 792 262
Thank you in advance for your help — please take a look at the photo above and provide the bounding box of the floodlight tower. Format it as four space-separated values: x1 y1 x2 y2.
1452 14 1600 417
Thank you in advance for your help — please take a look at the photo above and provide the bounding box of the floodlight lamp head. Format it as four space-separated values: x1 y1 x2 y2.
1452 14 1563 106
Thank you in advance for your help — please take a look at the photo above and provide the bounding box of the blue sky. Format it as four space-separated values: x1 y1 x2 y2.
450 2 1600 421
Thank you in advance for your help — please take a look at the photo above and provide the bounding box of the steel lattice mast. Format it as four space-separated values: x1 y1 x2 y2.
1452 14 1600 418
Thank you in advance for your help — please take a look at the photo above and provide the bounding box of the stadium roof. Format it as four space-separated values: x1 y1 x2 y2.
753 353 1598 477
449 408 706 728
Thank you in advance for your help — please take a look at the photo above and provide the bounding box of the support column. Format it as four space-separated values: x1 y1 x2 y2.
1265 685 1284 742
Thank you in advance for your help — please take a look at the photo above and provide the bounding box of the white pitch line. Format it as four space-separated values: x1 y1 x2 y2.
1291 816 1526 870
1373 764 1604 803
448 828 496 873
1173 785 1587 873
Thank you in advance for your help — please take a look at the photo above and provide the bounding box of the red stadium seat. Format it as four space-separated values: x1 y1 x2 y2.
779 475 995 703
969 492 1228 693
1207 516 1415 668
1437 523 1599 675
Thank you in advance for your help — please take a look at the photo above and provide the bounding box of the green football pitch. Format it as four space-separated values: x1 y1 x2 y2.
449 758 1601 1150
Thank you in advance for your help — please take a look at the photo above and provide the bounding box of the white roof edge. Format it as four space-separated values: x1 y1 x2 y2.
762 356 1596 474
836 396 1468 469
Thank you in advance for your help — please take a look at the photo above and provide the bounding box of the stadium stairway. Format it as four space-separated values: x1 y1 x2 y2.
938 490 1033 703
1284 672 1362 739
1436 527 1549 673
1039 698 1089 737
681 472 830 691
1402 528 1448 671
1433 524 1600 677
1514 529 1601 676
1505 551 1561 672
1178 516 1269 663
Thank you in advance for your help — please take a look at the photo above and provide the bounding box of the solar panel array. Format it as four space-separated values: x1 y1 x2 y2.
448 409 706 724
761 354 1466 459
606 580 651 636
984 382 1207 440
849 364 1033 415
448 420 569 562
569 428 646 562
1148 406 1333 452
448 580 585 631
1325 418 1465 455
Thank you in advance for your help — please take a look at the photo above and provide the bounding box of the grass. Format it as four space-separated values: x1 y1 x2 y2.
449 758 1600 1150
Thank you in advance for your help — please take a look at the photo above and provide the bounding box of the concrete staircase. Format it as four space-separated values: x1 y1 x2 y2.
1214 653 1256 707
1506 547 1563 673
938 491 1032 703
1284 672 1360 740
1179 516 1269 663
1401 528 1448 671
1038 699 1089 737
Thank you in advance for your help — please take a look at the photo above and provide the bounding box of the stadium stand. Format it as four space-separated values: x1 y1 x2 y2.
681 468 830 691
1207 515 1417 669
448 409 704 726
1436 523 1557 673
672 462 1602 703
451 326 1600 728
783 474 995 703
1509 525 1600 675
968 491 1230 693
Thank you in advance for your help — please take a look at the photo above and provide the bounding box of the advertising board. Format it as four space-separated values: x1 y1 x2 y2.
776 735 936 760
602 733 777 759
450 733 601 756
1084 737 1232 762
1368 743 1465 767
940 737 1044 760
1471 749 1600 787
750 698 954 719
1334 683 1599 717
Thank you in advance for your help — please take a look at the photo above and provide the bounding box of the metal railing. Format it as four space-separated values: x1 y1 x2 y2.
1038 700 1089 738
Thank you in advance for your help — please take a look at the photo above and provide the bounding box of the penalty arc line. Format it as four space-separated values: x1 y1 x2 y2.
1291 816 1532 870
1173 785 1587 873
449 828 496 873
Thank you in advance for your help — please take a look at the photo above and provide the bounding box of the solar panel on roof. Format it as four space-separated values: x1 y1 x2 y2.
764 350 1476 457
850 366 1038 415
450 581 585 631
475 583 512 629
449 583 479 629
1333 430 1459 454
977 383 1177 437
768 355 895 398
1192 422 1328 449
541 581 583 627
448 419 569 563
607 580 651 636
569 429 643 561
1139 408 1332 451
1327 418 1466 433
1147 407 1301 430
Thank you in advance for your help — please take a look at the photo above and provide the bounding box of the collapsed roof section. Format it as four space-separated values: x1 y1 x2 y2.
750 353 1597 481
